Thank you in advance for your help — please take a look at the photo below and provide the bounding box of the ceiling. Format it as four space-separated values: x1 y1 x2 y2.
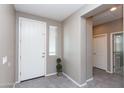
14 4 84 21
93 5 123 26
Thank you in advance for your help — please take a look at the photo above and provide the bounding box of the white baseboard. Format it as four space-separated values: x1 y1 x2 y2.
63 73 87 87
15 81 20 84
13 81 21 88
45 72 57 77
79 82 87 87
106 70 113 74
86 77 93 82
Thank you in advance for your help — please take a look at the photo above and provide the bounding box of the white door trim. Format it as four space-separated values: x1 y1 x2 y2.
93 34 108 71
18 17 47 82
110 31 123 73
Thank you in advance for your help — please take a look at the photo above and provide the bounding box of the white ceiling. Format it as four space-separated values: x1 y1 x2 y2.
93 5 123 26
15 4 84 21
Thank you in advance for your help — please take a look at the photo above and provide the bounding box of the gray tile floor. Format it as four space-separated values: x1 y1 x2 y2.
84 68 124 88
15 68 124 88
15 75 78 88
15 75 77 88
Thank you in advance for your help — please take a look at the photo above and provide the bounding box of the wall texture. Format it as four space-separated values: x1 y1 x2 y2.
123 4 124 75
0 4 16 87
62 4 118 85
86 17 93 79
63 4 102 85
16 11 62 82
93 18 123 71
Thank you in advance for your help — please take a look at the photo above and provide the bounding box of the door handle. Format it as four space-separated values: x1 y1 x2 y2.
42 52 45 54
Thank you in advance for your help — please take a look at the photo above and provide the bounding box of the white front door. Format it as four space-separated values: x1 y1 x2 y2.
93 34 107 70
19 18 46 81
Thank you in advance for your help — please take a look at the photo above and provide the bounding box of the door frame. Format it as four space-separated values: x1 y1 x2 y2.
110 31 123 73
93 34 108 71
18 17 47 82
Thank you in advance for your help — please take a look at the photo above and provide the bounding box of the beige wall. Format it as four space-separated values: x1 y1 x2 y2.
93 18 123 71
62 4 118 85
63 4 102 85
123 4 124 75
0 5 16 87
86 17 93 79
16 11 62 82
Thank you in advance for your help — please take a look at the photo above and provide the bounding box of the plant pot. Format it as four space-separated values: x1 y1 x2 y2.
57 72 63 76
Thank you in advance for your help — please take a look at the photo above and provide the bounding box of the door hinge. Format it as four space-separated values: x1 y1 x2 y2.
20 56 21 60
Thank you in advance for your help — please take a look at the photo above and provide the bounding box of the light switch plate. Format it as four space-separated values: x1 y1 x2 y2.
3 56 7 64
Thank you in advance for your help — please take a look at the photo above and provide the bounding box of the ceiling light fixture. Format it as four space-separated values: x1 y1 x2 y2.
110 7 117 11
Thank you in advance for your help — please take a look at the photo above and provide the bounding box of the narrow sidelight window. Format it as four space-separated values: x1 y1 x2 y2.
49 26 57 55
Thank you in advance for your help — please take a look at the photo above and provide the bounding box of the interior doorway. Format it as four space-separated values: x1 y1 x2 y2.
83 4 123 82
18 17 47 81
92 4 123 75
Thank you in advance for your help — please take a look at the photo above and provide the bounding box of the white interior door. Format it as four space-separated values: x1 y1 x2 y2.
19 18 46 81
93 35 107 70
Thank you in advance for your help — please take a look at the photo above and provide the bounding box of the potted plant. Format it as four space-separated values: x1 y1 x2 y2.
56 58 62 76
